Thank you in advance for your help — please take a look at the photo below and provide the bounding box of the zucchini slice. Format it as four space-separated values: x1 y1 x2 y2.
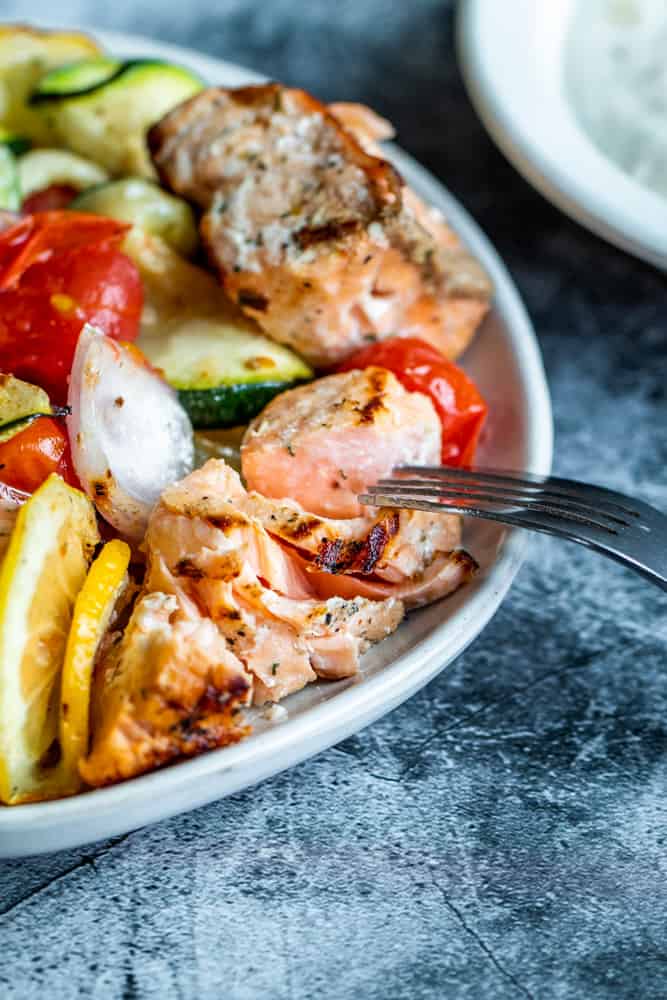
30 58 204 177
0 412 56 446
177 381 304 430
0 26 101 144
0 129 30 156
128 227 312 427
0 375 53 444
17 149 109 201
142 320 312 429
70 178 197 256
0 145 20 211
30 56 120 100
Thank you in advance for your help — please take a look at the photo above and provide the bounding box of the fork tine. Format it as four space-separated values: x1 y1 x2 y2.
397 465 642 517
359 493 621 538
373 479 632 526
362 473 667 591
363 485 622 534
358 494 521 524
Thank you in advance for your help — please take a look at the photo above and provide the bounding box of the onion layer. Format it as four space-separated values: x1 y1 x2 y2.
67 324 194 541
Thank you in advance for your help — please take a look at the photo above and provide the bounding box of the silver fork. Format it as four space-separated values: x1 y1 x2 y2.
359 466 667 591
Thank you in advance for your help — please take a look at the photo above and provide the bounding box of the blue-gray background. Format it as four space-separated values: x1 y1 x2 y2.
1 2 666 997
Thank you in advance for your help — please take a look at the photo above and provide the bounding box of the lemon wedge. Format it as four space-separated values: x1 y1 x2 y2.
0 474 99 805
59 539 130 793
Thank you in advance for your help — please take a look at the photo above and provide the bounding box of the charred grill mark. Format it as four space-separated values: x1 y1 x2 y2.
220 608 242 621
174 722 223 751
358 368 389 424
237 289 269 311
315 513 399 575
197 680 250 712
171 681 251 751
361 512 400 573
278 516 323 541
227 675 252 698
207 552 243 582
174 717 249 752
296 219 361 250
174 558 205 580
209 513 244 533
92 480 108 499
316 538 348 573
229 82 284 107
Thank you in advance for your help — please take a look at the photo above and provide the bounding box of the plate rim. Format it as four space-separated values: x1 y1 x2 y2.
0 26 553 856
457 0 667 271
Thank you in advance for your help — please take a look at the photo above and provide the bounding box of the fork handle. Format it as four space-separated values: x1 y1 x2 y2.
577 524 667 591
482 513 667 591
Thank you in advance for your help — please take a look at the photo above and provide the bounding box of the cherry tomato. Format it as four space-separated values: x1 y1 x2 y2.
0 416 77 494
21 185 79 214
0 212 130 288
0 213 143 403
337 337 488 466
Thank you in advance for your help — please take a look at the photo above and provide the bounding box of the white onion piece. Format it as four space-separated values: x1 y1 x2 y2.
67 324 194 541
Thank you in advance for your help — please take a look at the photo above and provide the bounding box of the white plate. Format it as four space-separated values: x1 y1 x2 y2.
0 28 553 857
457 0 667 270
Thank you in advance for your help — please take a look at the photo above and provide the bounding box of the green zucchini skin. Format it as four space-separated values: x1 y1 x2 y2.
178 381 307 430
0 405 69 444
0 130 30 156
0 412 53 445
27 57 204 177
139 313 313 429
29 58 198 104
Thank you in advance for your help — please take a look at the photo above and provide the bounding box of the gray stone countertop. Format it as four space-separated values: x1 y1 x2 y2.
1 2 666 997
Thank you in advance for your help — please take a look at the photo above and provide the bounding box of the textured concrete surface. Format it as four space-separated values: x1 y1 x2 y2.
1 1 666 997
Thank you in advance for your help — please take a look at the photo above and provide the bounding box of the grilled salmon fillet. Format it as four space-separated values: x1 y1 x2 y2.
80 592 252 787
145 461 405 704
148 83 492 367
241 367 441 519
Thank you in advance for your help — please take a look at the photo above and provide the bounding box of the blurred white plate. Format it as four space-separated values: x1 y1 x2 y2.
0 28 552 857
458 0 667 269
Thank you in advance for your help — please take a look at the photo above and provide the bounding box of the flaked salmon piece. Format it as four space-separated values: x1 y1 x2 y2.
156 460 315 601
299 549 478 608
145 460 405 703
242 491 474 608
148 83 492 367
242 492 460 580
80 592 252 788
241 367 441 519
231 564 403 697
